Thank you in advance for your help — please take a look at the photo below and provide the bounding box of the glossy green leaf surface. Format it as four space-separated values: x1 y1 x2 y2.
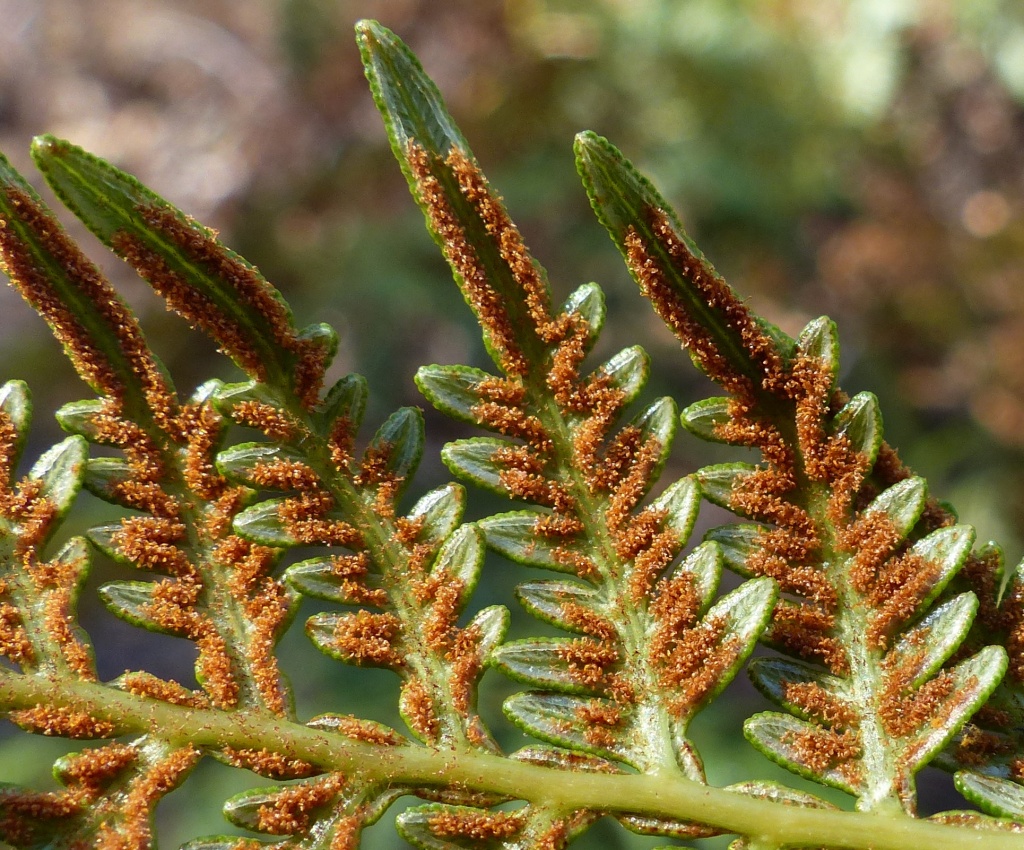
695 463 758 510
574 131 794 395
286 555 384 605
680 397 733 443
406 483 466 544
415 364 492 426
886 593 979 690
957 772 1024 820
745 712 862 795
833 391 883 463
480 511 583 571
32 136 321 395
515 580 604 632
98 581 171 634
442 438 515 496
233 499 304 548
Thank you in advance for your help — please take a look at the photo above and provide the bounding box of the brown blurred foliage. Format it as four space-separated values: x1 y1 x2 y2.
1 0 1024 532
818 22 1024 445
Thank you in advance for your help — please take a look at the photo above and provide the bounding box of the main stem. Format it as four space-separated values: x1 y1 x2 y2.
3 669 1020 850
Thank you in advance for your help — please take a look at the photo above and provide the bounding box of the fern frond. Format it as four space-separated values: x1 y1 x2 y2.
0 16 1023 850
0 378 90 682
27 108 511 844
576 131 1008 814
0 145 306 845
926 550 1024 820
32 136 335 411
217 387 505 752
361 20 778 847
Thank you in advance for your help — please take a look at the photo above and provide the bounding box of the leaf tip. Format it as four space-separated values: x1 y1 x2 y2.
29 133 65 160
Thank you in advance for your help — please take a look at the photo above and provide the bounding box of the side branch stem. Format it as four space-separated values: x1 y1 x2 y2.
1 670 1020 850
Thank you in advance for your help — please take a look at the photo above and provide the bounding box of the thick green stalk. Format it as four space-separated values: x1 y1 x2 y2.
0 669 1020 850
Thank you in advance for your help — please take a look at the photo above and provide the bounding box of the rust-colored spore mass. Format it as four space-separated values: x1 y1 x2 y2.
400 676 441 743
0 408 18 489
10 704 115 738
231 400 299 442
113 516 191 574
535 818 573 850
221 746 318 780
648 572 703 658
120 672 209 708
240 577 294 716
114 480 180 519
320 714 405 746
416 575 464 646
560 600 617 642
558 638 619 689
113 229 267 380
446 623 486 717
473 401 552 452
176 400 232 501
58 742 138 790
782 680 857 729
0 788 81 844
253 773 346 835
428 808 524 841
37 554 95 679
624 210 786 399
784 726 862 782
0 600 34 666
195 629 241 709
576 699 624 749
3 479 60 580
604 436 662 537
407 142 528 376
840 511 905 596
769 603 847 675
865 552 940 651
322 552 387 607
95 745 200 849
250 457 321 492
331 610 403 667
659 618 739 716
879 669 956 738
123 205 327 407
90 405 168 485
278 492 364 548
447 147 561 344
0 187 178 429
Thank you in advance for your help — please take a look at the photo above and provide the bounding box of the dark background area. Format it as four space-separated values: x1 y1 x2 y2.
2 1 1024 846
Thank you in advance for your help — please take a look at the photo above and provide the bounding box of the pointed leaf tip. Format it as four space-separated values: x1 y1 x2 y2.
30 134 152 244
575 131 793 393
357 18 470 160
33 134 326 398
30 134 69 164
573 130 666 239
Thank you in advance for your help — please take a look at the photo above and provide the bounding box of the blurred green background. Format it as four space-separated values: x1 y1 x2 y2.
2 0 1024 846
